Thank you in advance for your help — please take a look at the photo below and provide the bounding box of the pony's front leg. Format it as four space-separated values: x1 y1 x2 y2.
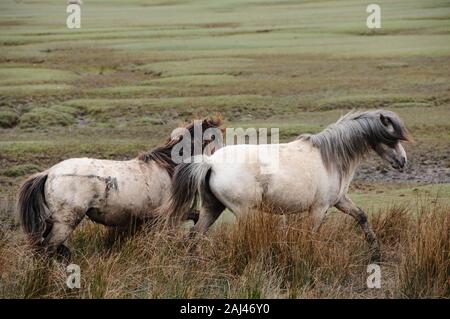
310 206 329 232
335 196 381 263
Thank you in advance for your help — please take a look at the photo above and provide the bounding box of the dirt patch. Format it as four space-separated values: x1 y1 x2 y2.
355 145 450 184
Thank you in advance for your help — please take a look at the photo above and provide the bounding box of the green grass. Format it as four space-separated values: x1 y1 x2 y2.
19 107 76 128
349 184 450 213
0 84 75 97
0 68 78 85
314 95 439 111
3 164 42 177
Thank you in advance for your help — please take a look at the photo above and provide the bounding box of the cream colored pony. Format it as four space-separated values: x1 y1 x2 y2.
17 118 223 260
167 110 412 262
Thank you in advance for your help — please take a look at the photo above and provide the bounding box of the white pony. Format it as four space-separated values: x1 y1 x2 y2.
166 110 412 261
17 118 223 260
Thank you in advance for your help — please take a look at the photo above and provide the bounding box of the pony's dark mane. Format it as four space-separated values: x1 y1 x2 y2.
138 117 223 176
298 110 411 177
139 139 178 176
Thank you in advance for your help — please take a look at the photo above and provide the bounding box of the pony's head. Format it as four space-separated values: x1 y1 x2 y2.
367 111 412 170
300 109 413 177
139 116 224 176
170 116 224 156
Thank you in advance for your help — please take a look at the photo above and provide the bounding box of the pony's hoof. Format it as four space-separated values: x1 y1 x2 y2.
56 244 72 264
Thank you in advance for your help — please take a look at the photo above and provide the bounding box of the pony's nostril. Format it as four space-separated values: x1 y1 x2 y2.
401 157 406 167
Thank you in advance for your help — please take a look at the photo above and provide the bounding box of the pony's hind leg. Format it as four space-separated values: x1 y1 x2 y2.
190 191 225 237
42 214 82 263
335 195 380 262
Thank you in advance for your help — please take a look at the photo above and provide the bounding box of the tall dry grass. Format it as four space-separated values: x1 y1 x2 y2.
0 201 448 298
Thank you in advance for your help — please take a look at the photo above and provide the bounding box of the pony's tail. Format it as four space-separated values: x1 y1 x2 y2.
17 172 49 247
165 158 212 227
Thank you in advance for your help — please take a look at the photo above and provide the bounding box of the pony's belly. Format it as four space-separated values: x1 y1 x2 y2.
261 185 316 214
86 207 133 226
261 196 312 214
88 184 161 225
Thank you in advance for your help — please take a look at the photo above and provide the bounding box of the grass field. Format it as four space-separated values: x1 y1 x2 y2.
0 0 449 298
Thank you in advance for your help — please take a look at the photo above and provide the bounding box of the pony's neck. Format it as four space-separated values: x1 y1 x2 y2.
306 122 373 179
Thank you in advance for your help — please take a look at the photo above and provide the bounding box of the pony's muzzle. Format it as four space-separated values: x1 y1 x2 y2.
391 156 406 169
400 156 407 168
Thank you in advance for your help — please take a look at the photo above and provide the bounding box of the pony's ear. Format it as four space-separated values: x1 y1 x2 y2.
380 113 397 136
202 117 221 129
170 127 188 141
380 113 391 127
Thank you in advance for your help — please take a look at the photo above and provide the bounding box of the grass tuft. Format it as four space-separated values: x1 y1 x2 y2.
19 107 76 128
3 164 42 177
0 111 19 128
